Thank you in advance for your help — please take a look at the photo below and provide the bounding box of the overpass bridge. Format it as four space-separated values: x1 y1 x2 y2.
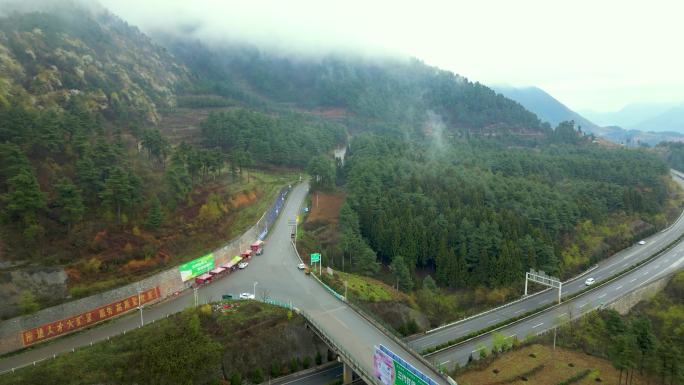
3 171 684 385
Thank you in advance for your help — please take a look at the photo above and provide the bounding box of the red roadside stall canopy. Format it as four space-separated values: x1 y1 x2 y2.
241 249 253 259
225 256 242 269
251 240 264 254
195 273 213 285
210 267 226 275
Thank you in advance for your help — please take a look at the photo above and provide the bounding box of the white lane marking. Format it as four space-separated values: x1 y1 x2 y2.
508 334 516 339
630 278 637 283
440 360 450 366
533 322 544 328
580 303 587 308
606 262 618 269
615 285 623 291
559 313 568 318
461 328 472 334
514 309 525 314
471 346 485 353
598 293 607 299
487 318 500 325
622 263 629 268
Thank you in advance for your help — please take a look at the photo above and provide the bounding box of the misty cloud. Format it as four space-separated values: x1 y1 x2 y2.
4 0 683 111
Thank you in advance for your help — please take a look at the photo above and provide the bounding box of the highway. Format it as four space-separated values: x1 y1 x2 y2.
409 171 684 355
3 173 684 384
427 236 684 370
0 182 451 385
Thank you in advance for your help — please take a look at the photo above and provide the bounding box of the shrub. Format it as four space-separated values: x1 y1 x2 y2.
230 373 242 385
271 362 281 377
315 351 323 365
251 368 264 384
290 357 300 373
302 356 311 369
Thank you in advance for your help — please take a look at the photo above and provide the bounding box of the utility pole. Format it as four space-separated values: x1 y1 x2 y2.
137 290 144 327
253 281 258 297
193 286 199 307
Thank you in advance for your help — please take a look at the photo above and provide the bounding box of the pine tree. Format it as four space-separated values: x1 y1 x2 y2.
2 169 46 240
422 275 437 292
55 177 85 232
100 166 133 221
391 255 413 292
146 196 164 229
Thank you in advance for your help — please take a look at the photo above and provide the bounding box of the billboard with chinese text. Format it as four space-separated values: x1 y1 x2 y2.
178 253 215 281
21 287 160 347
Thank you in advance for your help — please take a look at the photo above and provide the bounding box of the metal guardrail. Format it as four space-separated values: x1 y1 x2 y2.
424 229 684 360
258 295 378 385
296 308 379 385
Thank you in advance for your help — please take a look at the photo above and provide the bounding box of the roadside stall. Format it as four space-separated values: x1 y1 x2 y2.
194 273 213 285
209 266 226 277
241 249 253 260
250 240 265 255
225 256 242 271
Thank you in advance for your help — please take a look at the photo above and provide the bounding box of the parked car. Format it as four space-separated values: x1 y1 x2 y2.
239 292 255 300
238 262 249 269
585 277 596 286
638 240 646 245
298 263 306 270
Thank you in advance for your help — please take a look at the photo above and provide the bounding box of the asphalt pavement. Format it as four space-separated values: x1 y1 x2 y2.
0 182 450 385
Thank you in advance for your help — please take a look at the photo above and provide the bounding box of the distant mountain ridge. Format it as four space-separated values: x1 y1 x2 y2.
491 85 599 132
581 103 677 128
631 104 684 133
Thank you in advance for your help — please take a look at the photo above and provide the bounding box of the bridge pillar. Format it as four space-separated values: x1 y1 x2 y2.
343 362 354 384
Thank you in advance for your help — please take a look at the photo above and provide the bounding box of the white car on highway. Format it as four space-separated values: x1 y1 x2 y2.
585 277 596 286
638 240 646 245
238 262 249 269
298 263 306 270
239 292 255 300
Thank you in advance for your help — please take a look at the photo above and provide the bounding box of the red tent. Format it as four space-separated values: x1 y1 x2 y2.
195 273 213 285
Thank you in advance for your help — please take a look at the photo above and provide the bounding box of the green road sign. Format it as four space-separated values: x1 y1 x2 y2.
310 253 321 263
179 253 215 281
394 359 428 385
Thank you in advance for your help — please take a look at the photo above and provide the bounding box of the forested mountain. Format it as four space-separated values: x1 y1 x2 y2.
339 131 669 290
0 1 677 318
492 86 600 133
0 2 186 124
160 38 546 137
0 3 344 315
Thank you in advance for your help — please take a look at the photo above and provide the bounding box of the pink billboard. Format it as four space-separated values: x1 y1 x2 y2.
373 345 396 385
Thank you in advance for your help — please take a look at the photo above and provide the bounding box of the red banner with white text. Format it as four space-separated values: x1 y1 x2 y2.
21 286 161 347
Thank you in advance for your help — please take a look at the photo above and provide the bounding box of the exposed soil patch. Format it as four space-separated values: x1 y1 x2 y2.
306 192 344 225
159 107 236 144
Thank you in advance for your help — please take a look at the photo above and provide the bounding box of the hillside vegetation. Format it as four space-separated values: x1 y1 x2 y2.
0 301 333 385
0 2 679 325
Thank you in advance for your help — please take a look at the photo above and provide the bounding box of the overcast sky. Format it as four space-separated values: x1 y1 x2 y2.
100 0 684 112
